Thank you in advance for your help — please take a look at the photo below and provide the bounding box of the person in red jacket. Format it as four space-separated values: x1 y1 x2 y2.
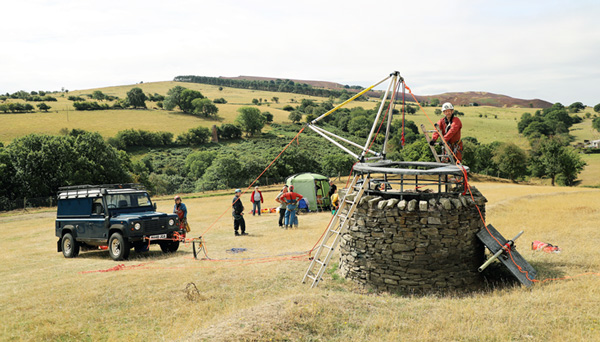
430 102 463 162
250 186 264 216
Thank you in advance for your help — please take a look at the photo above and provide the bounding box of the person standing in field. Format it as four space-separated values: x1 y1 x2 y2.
280 185 303 229
430 102 463 163
250 186 263 215
173 195 189 234
232 189 247 236
275 185 288 228
328 180 337 210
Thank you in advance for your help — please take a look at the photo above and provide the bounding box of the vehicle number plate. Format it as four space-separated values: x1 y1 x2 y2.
149 234 167 239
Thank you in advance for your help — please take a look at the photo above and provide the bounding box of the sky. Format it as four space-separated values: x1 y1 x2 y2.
2 0 599 106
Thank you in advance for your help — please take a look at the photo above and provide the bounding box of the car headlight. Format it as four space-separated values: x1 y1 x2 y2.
168 219 175 226
134 222 141 230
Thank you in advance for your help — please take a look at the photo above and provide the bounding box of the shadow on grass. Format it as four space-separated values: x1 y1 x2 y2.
76 247 193 261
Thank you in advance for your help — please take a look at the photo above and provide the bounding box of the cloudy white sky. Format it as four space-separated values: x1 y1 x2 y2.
2 0 599 105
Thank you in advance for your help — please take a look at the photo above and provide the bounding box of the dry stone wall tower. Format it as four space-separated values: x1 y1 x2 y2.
337 161 487 293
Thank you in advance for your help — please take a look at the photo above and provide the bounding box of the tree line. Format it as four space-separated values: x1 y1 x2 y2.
173 75 368 100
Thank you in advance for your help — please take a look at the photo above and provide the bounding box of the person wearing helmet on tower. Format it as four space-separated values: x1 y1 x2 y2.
430 102 463 162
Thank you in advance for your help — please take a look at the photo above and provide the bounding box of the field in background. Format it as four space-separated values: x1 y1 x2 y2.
1 182 599 341
1 81 538 146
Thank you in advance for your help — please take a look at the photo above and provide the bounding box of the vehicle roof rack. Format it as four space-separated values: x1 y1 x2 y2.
58 183 145 191
57 184 146 199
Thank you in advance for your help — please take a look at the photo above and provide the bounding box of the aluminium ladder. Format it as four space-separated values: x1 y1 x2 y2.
421 124 456 164
302 175 369 288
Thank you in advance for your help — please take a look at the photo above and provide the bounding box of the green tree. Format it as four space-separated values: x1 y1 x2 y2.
529 137 566 186
179 89 204 113
236 107 265 136
163 86 187 110
271 96 279 104
262 111 274 123
492 143 528 182
185 150 217 180
556 148 586 186
288 111 303 124
401 138 436 162
126 87 147 108
92 90 105 101
252 98 260 105
191 98 218 117
322 154 356 177
36 103 51 112
568 102 585 113
197 153 245 190
593 117 600 132
594 103 600 113
430 98 440 107
347 115 370 138
176 126 211 145
218 124 242 140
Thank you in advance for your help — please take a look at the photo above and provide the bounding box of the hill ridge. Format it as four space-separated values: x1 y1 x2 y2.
219 75 553 108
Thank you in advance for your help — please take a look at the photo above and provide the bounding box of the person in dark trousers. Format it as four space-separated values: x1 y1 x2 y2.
328 180 337 209
250 186 264 215
275 185 288 228
430 102 463 163
232 189 247 236
173 195 188 236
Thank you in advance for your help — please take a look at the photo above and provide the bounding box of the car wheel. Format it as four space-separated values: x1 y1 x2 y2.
159 241 180 253
108 232 130 261
62 233 80 258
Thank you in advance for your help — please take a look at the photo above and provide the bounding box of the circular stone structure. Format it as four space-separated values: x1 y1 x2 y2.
338 160 487 293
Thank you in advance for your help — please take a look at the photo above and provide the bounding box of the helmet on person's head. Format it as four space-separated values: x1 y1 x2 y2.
235 189 242 193
442 102 454 111
174 195 181 201
289 185 294 191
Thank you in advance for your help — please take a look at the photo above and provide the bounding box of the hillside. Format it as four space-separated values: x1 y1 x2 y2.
217 76 553 108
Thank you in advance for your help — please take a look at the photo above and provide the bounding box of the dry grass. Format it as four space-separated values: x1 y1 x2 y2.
1 182 600 341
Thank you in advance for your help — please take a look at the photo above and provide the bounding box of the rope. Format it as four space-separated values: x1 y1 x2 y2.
405 83 597 286
199 126 305 238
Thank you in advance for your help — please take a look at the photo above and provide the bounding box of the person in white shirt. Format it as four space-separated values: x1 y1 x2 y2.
250 186 264 216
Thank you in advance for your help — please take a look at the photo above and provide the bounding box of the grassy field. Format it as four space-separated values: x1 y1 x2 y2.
1 182 599 341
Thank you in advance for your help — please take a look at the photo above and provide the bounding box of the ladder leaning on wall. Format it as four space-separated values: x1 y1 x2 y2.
421 124 456 164
302 174 369 288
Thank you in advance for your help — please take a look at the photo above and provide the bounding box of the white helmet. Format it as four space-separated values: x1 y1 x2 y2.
442 102 454 111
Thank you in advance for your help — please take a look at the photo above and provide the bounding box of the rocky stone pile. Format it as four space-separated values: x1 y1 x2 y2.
338 187 487 293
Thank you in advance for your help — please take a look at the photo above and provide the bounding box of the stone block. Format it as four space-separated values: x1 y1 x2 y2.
428 217 442 225
386 198 399 208
439 198 452 210
398 200 407 211
407 199 418 211
368 197 383 209
451 198 462 209
419 201 428 211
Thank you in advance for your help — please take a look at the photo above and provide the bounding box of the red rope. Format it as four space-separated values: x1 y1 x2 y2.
405 82 598 285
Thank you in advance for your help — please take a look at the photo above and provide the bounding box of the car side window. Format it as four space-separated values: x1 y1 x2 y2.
92 198 104 215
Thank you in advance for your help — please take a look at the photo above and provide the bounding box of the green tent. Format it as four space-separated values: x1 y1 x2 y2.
285 173 331 212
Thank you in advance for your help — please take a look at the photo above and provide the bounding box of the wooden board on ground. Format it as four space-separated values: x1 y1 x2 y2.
477 224 537 287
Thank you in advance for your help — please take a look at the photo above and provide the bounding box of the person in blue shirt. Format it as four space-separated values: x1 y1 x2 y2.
173 195 188 233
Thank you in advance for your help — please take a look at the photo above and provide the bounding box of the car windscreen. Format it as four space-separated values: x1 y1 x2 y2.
106 193 152 209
